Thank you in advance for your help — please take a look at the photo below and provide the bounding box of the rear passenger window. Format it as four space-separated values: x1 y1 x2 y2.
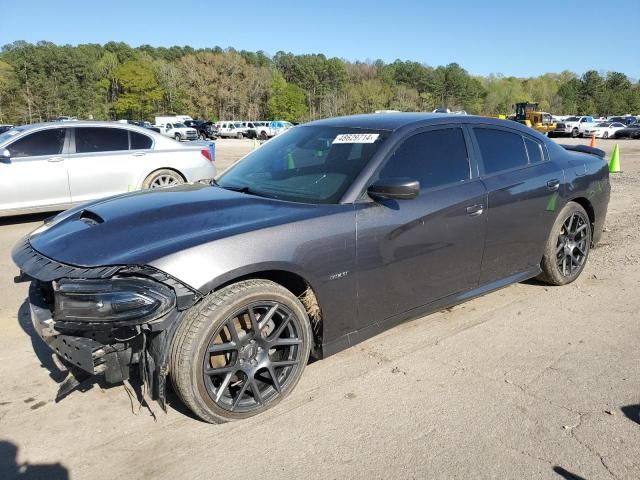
475 129 528 175
76 128 129 153
130 131 153 150
524 138 544 164
378 128 470 190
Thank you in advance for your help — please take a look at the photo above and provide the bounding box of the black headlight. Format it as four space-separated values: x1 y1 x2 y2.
54 277 176 324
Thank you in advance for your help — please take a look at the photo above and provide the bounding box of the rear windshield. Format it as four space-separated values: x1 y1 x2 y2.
218 126 390 204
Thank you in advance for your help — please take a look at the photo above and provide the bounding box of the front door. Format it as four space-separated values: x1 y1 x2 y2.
356 126 487 328
0 127 70 214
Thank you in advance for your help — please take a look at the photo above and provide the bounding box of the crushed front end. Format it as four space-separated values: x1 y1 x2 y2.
13 237 201 408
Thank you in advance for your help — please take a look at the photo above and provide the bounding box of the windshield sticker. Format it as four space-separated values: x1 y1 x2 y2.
332 133 379 144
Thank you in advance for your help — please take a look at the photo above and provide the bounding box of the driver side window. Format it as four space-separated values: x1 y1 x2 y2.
8 128 66 158
378 128 471 190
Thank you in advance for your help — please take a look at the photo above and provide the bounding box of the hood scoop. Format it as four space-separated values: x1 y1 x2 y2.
79 209 105 226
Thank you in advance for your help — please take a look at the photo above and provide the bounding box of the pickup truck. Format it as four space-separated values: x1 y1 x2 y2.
550 116 596 138
184 120 217 140
155 122 198 141
253 120 294 140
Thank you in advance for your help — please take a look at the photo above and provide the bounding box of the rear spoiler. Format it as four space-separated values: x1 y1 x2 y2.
560 144 606 158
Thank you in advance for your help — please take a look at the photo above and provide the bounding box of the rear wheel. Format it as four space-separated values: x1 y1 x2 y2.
538 202 591 286
142 169 185 189
170 279 312 423
603 132 609 139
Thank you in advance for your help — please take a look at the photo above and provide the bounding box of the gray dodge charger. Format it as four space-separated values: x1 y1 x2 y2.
12 113 610 423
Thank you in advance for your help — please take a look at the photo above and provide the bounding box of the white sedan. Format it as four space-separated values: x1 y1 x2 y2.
0 121 216 217
582 122 626 139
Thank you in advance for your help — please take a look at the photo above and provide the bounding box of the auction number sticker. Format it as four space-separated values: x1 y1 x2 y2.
333 133 380 144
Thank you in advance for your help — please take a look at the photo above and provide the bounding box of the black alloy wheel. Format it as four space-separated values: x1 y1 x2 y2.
203 301 304 413
170 279 312 423
538 202 591 286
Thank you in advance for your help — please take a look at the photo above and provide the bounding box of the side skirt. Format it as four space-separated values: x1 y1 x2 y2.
321 267 542 358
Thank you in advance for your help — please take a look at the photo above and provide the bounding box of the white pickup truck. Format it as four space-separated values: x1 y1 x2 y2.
155 122 198 141
550 116 597 138
254 120 294 140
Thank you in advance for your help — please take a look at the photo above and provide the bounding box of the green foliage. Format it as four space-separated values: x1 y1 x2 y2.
0 40 637 125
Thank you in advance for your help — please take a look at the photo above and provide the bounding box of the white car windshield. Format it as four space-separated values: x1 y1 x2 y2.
174 123 187 128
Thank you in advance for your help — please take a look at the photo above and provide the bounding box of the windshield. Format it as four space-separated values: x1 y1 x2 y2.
175 123 187 128
0 127 25 144
566 117 579 121
596 123 610 127
218 126 390 204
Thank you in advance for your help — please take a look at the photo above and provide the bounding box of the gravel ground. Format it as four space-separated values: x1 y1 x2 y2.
0 137 638 480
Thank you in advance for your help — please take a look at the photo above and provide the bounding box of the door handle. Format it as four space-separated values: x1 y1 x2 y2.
47 157 65 163
132 152 146 157
546 179 560 191
466 204 484 216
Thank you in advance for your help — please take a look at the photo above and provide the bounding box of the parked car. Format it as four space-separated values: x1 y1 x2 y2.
582 122 626 139
241 121 264 139
12 114 611 423
184 120 217 140
613 123 640 139
0 121 216 217
155 122 198 141
607 116 638 126
216 121 246 138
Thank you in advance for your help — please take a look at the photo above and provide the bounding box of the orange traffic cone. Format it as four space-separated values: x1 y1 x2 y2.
590 134 596 148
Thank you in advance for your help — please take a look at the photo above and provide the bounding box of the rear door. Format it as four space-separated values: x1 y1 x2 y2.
67 126 150 203
0 127 71 213
470 126 563 284
356 126 487 328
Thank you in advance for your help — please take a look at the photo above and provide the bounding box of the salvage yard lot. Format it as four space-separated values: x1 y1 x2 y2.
1 138 639 479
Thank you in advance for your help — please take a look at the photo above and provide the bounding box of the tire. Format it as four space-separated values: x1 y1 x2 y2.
199 133 206 140
260 131 268 140
236 132 244 139
175 133 182 141
571 128 579 138
170 279 312 423
603 132 608 139
537 202 591 286
142 169 185 189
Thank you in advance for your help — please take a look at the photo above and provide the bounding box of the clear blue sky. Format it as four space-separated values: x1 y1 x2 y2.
2 0 638 79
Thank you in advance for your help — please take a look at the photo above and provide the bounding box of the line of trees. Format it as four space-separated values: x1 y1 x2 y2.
0 40 638 125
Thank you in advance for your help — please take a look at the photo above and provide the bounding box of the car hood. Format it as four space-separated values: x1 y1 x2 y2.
28 184 332 267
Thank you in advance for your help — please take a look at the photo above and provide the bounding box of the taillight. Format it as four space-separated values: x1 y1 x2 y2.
201 149 212 161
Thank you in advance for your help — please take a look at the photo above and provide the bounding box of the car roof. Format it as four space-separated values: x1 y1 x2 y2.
304 112 539 135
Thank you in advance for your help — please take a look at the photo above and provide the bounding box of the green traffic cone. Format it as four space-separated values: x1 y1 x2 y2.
609 144 621 173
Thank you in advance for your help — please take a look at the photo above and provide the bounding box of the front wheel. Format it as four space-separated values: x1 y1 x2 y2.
260 131 268 140
174 133 182 141
537 202 591 286
571 128 579 138
603 132 609 139
170 279 312 423
236 132 244 139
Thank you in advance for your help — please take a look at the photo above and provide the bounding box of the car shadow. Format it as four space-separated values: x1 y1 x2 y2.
0 440 69 480
621 404 640 425
552 466 586 480
0 212 57 227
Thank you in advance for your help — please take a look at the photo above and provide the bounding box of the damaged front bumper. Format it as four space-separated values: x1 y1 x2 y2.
29 282 133 384
14 236 201 408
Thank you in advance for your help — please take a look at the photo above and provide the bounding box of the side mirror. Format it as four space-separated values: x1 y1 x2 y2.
368 177 420 201
0 148 10 161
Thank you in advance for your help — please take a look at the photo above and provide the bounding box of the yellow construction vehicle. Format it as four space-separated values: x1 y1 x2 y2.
513 102 556 134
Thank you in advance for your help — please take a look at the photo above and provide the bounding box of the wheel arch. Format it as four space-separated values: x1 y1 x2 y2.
140 167 187 188
568 196 595 238
213 269 324 358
